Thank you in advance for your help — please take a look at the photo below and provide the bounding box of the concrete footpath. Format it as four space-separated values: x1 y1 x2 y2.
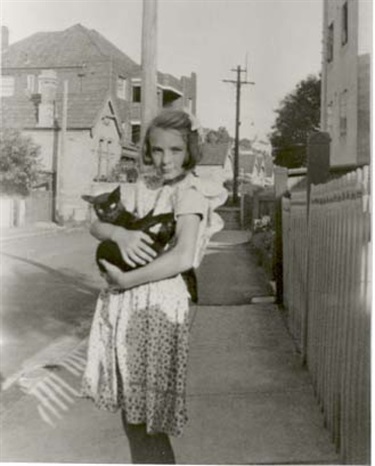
0 229 340 464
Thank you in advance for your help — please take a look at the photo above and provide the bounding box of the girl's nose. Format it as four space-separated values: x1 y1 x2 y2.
162 151 173 164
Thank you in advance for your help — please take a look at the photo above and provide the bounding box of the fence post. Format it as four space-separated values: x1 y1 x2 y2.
274 166 288 304
303 131 331 363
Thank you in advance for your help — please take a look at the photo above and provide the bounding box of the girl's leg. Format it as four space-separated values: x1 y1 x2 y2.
121 411 176 464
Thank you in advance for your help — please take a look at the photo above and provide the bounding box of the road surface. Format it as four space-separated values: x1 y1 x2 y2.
0 229 102 386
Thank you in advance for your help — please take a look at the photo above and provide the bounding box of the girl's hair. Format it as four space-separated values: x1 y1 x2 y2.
142 109 203 169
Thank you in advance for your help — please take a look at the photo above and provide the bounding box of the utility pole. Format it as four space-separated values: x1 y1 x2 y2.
57 79 68 223
140 0 158 171
223 65 254 204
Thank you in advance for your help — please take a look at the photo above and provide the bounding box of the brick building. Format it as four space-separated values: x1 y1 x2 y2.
0 24 197 223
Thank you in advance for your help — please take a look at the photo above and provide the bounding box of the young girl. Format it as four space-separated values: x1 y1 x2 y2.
82 109 227 463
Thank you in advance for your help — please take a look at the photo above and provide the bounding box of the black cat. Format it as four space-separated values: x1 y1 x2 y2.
82 186 176 273
82 186 198 302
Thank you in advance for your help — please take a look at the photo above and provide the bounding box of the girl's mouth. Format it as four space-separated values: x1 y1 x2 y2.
162 168 174 175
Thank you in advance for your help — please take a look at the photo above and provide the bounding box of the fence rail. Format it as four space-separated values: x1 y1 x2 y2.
282 166 371 464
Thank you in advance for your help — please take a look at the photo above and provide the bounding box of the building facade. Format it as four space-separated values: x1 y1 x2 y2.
0 24 197 223
320 0 371 167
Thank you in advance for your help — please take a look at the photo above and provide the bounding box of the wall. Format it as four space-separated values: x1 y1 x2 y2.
358 0 372 55
58 102 122 223
322 0 371 167
195 166 227 184
357 54 370 164
323 0 358 167
23 129 56 171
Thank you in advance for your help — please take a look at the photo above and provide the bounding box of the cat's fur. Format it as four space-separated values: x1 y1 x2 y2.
82 186 176 273
82 185 198 302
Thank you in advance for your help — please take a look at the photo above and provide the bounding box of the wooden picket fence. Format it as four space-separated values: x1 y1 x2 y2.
281 166 371 464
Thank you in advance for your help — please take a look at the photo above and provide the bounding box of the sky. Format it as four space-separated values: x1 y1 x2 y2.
1 0 323 141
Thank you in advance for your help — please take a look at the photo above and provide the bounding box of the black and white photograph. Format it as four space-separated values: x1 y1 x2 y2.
0 0 371 464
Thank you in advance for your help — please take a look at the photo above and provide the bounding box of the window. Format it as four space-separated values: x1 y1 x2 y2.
327 102 333 135
106 140 114 175
27 75 35 93
117 77 127 100
341 2 348 45
339 90 348 136
97 139 106 178
1 76 15 96
37 75 42 94
327 22 334 63
132 85 141 103
131 124 141 145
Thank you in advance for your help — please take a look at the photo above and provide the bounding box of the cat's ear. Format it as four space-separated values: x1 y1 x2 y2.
113 186 121 199
82 195 95 204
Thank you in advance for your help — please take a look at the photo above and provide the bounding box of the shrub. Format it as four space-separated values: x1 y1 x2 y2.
0 129 41 196
251 215 275 280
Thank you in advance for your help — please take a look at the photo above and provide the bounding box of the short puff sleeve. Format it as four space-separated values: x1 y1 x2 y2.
174 186 207 220
172 175 228 268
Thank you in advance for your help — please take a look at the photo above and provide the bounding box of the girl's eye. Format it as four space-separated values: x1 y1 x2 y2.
98 208 103 214
110 203 116 209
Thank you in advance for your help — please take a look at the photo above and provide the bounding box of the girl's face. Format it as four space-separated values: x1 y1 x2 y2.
149 127 188 180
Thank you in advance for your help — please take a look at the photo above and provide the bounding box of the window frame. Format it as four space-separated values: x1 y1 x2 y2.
116 76 127 100
132 84 141 103
1 75 15 97
26 75 35 93
326 101 334 136
131 123 141 145
97 138 105 178
341 1 349 46
339 90 348 137
327 22 334 63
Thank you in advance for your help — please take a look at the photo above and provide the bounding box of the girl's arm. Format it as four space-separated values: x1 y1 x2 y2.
100 213 201 289
90 220 157 267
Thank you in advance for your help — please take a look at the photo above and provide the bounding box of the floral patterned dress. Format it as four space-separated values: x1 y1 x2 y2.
81 173 227 437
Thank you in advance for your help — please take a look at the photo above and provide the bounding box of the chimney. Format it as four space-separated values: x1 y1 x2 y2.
1 26 9 52
38 69 58 127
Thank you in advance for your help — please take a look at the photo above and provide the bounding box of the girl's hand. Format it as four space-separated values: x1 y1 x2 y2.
112 228 157 268
100 260 131 290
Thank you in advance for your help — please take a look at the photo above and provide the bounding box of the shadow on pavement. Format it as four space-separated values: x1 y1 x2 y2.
197 241 273 306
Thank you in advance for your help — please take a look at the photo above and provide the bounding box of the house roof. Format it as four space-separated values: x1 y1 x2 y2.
0 90 121 132
1 24 137 130
1 96 37 128
237 149 274 178
1 24 189 131
0 89 114 130
2 24 139 71
199 142 230 166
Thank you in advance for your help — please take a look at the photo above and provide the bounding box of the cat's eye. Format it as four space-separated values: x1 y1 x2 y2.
110 203 116 209
98 208 103 214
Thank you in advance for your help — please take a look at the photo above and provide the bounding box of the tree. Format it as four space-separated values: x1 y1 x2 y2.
204 126 233 144
0 129 41 196
269 75 321 168
239 138 252 150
